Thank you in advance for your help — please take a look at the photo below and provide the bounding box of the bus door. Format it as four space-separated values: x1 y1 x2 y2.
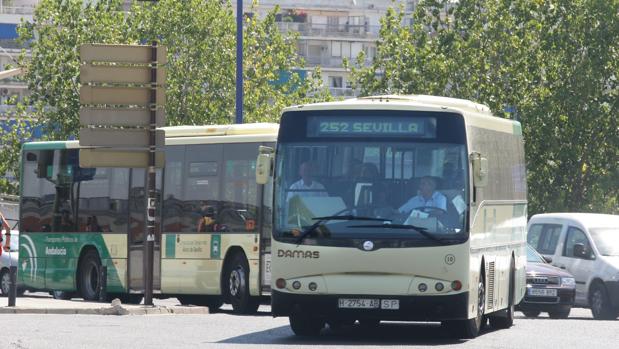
258 143 275 293
127 168 162 293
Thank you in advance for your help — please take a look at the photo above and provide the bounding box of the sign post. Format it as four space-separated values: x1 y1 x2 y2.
79 43 166 306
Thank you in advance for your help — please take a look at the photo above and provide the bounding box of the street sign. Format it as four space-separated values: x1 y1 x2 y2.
80 64 167 85
80 85 166 106
79 148 165 168
79 42 166 308
79 128 165 148
80 44 167 64
80 107 165 127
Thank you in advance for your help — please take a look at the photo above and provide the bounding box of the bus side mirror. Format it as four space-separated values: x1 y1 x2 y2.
470 152 488 188
256 146 274 185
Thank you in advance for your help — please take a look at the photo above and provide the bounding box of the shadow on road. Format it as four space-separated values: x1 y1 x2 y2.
217 321 499 346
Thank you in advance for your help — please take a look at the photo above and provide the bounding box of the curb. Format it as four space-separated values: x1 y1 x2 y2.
0 306 210 315
0 302 210 315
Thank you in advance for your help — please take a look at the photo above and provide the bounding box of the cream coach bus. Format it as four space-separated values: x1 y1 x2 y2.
256 95 528 338
19 124 277 313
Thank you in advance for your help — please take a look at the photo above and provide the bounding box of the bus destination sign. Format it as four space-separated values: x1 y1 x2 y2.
307 116 436 138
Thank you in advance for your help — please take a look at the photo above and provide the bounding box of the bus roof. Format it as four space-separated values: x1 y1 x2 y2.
22 123 279 150
283 95 521 135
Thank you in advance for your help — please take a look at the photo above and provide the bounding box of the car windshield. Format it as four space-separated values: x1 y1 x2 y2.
527 245 546 263
274 141 468 240
589 228 619 256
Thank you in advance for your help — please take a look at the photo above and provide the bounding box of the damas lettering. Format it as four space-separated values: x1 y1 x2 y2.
277 249 320 259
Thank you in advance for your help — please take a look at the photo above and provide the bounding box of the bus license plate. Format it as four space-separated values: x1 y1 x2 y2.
338 298 379 309
381 299 399 310
528 288 557 297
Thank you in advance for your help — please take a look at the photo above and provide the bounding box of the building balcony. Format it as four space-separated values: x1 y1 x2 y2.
0 4 35 16
277 22 380 39
304 55 371 68
329 87 357 98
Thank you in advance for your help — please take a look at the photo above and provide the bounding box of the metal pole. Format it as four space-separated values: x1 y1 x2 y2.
143 41 158 306
235 0 243 124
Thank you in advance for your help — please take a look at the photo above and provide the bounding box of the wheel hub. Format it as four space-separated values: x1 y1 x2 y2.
1 273 9 294
229 267 244 297
592 290 603 314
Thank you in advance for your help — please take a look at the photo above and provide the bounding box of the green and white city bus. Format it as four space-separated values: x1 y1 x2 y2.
19 123 277 313
259 95 527 338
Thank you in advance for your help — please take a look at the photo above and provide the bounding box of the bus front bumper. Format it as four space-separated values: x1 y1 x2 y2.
271 290 469 321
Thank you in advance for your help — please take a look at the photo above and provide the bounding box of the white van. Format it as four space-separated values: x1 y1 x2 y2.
527 213 619 320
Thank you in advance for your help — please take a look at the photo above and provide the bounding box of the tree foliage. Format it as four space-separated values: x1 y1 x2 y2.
349 0 619 214
1 0 329 195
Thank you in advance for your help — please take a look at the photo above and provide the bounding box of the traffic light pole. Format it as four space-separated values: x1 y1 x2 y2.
143 41 158 306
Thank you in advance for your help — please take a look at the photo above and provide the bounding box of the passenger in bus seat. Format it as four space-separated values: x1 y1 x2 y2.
198 206 225 232
398 176 446 215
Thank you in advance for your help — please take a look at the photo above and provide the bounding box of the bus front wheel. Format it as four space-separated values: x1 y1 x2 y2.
444 271 485 338
223 252 259 314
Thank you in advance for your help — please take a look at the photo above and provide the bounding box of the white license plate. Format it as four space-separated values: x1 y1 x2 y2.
381 299 400 310
528 288 557 297
338 298 379 309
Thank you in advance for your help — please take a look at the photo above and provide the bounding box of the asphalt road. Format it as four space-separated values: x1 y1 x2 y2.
2 305 618 349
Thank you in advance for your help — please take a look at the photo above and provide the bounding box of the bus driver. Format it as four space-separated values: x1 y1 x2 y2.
287 161 327 200
398 176 446 215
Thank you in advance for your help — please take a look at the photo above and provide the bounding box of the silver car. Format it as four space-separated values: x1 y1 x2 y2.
0 230 19 296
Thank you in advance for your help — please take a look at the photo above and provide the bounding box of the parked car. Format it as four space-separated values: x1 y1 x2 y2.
0 229 19 296
527 213 619 320
517 244 575 318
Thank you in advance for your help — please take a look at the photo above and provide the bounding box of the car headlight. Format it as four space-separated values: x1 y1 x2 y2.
561 277 576 288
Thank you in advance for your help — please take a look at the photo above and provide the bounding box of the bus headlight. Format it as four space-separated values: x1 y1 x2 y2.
561 277 576 288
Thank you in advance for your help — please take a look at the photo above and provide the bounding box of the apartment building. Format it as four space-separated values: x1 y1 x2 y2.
235 0 418 97
0 0 34 113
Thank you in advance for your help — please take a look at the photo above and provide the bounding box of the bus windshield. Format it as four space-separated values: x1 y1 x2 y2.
274 110 469 245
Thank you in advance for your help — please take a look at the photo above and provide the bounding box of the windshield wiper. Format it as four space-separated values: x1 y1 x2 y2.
295 215 391 245
348 223 451 244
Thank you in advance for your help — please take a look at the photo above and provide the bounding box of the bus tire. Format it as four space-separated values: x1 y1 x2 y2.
490 259 515 329
444 268 485 338
223 252 259 314
77 249 102 301
289 311 324 336
0 268 10 296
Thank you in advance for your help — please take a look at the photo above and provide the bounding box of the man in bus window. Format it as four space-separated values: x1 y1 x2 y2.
287 161 327 200
398 176 446 215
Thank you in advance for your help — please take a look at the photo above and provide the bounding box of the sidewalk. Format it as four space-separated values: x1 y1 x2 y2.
0 293 209 315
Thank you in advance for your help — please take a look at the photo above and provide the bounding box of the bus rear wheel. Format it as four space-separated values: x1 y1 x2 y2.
78 250 102 301
223 252 259 314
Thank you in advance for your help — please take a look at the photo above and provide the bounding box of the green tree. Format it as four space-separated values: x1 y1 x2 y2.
131 0 328 124
349 0 619 214
2 0 329 195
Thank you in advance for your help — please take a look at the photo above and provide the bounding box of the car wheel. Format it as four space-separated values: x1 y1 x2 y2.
289 312 324 336
522 310 541 318
590 283 617 320
0 269 10 296
78 250 102 301
548 306 571 319
223 252 259 314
